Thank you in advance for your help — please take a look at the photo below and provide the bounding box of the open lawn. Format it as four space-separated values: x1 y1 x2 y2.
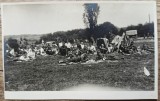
4 39 155 91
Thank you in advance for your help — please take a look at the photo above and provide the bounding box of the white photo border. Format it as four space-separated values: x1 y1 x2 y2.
1 0 158 100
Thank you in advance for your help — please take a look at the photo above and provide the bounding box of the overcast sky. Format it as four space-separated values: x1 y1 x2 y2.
2 1 156 35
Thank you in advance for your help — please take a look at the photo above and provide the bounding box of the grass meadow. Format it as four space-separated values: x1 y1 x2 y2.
4 39 155 91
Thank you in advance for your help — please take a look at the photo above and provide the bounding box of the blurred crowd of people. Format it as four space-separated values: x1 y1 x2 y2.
5 33 152 63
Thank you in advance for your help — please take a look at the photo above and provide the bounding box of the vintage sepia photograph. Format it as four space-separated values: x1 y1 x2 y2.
2 1 158 99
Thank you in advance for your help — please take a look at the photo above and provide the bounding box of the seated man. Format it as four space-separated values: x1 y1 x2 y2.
80 42 85 49
88 44 96 54
58 42 63 48
26 48 36 59
99 44 107 54
59 43 68 56
65 41 72 50
96 49 104 60
40 47 46 56
107 44 114 53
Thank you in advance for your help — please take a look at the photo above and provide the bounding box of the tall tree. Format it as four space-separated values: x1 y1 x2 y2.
83 3 100 39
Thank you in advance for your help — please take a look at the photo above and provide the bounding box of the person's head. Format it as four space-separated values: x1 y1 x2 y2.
101 44 104 47
85 39 88 43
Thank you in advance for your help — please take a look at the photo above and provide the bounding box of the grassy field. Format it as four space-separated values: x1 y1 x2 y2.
4 39 155 91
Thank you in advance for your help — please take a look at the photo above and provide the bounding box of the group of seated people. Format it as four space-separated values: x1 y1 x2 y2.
5 47 36 61
5 39 97 62
5 37 144 62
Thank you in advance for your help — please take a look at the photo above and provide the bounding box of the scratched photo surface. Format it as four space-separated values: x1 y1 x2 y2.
2 2 156 91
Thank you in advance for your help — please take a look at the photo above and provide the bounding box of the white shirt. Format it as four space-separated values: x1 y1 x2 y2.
90 45 96 51
59 42 63 47
81 44 84 49
65 42 72 48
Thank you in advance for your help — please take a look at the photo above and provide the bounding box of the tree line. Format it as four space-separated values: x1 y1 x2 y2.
38 21 154 43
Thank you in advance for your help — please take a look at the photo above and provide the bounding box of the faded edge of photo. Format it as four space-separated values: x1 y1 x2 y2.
1 0 158 100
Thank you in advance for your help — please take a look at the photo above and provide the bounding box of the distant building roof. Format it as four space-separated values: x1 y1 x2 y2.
126 30 137 36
